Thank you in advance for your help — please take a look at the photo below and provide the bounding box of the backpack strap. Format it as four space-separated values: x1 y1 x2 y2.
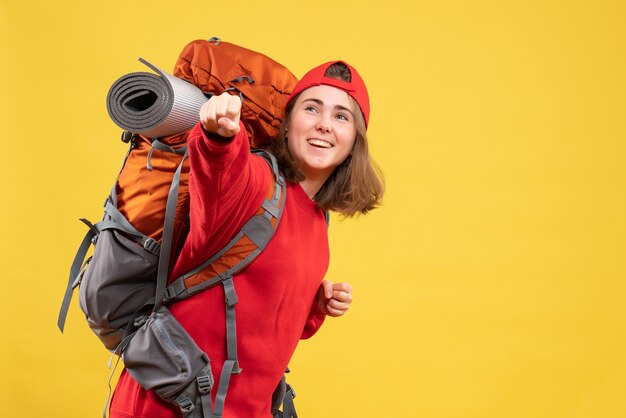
57 227 97 331
161 149 286 418
153 146 189 312
147 139 188 171
102 199 161 254
281 383 298 418
162 149 286 304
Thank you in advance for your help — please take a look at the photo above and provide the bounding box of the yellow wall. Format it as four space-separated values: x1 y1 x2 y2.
1 1 625 417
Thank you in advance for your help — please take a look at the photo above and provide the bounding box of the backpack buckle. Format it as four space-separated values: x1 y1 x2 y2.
177 396 194 413
163 281 185 304
197 374 212 394
142 237 160 255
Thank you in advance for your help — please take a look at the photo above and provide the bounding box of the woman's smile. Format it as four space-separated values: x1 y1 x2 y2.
307 138 334 148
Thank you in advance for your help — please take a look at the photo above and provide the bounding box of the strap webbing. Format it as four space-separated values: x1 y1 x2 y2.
176 370 214 418
222 278 240 368
197 373 213 418
57 228 96 331
212 277 241 418
154 149 189 312
103 200 160 255
282 384 298 418
147 139 188 171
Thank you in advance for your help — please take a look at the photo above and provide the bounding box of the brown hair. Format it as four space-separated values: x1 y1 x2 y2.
268 63 384 217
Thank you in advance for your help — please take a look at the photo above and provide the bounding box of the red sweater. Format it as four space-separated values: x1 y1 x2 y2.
110 123 328 418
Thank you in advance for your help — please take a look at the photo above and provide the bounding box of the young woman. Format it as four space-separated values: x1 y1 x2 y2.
110 61 384 418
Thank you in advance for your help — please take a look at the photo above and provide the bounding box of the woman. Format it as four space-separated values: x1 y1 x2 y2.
110 61 384 418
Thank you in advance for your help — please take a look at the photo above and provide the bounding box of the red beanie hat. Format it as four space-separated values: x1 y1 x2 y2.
288 61 370 127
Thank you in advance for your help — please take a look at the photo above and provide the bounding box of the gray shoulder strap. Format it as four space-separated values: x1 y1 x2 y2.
153 148 189 311
163 149 286 303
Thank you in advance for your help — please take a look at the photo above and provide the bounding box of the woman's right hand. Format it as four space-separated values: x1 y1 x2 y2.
199 92 242 137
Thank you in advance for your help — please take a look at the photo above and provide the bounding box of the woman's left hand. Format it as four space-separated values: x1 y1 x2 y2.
317 280 353 317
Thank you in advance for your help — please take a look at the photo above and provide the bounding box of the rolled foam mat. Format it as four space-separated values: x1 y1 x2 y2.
106 58 208 138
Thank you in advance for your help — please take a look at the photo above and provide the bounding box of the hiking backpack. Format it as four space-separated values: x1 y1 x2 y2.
58 38 301 418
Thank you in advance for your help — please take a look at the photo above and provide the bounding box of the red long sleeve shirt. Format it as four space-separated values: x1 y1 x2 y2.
110 123 328 418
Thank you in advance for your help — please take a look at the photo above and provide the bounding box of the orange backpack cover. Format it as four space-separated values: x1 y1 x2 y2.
116 38 297 249
173 37 298 147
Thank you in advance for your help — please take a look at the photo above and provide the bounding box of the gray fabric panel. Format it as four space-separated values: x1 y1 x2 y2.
78 229 158 350
240 215 273 250
123 307 211 402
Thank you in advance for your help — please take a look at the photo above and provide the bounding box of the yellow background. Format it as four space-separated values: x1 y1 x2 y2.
1 0 625 417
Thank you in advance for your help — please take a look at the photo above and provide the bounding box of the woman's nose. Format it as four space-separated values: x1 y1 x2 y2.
316 116 332 133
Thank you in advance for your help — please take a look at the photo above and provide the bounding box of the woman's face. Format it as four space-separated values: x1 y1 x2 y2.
286 85 357 182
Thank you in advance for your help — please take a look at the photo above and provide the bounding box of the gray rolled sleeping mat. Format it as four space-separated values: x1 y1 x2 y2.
106 58 209 138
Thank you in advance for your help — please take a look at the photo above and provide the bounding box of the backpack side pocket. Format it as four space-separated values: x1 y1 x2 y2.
78 229 157 350
122 306 214 414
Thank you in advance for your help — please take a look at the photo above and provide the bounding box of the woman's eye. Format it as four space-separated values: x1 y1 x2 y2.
336 113 349 121
305 106 318 113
